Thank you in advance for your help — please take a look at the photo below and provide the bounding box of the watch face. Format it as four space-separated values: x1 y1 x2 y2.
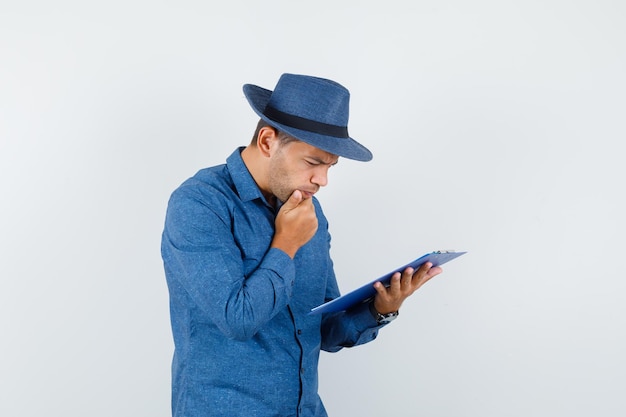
378 311 398 324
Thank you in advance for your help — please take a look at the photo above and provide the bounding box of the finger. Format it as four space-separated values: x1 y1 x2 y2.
373 281 389 297
412 264 443 291
300 193 315 208
417 264 442 282
419 262 437 277
401 267 415 287
282 190 303 210
416 262 433 275
387 272 402 295
426 266 443 278
290 189 303 203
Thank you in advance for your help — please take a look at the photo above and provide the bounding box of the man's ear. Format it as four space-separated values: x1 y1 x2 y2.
256 126 278 158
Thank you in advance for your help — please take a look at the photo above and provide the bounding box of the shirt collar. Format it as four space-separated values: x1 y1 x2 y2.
226 147 269 204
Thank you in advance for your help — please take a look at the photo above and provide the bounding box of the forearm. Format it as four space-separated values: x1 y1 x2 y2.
217 248 295 339
163 218 295 341
319 301 382 352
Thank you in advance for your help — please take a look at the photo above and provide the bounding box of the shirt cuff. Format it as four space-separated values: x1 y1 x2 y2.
349 299 384 330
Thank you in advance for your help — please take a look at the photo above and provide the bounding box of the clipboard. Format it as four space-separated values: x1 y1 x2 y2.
309 250 467 315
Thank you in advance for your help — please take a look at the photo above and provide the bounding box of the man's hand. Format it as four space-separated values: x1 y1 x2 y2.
271 190 318 258
373 262 443 314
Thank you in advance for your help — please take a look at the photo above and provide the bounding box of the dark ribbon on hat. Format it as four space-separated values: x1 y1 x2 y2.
263 105 349 138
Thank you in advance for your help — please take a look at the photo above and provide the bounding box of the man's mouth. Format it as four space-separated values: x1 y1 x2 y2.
299 189 318 198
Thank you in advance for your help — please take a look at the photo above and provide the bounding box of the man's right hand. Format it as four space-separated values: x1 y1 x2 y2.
271 190 318 258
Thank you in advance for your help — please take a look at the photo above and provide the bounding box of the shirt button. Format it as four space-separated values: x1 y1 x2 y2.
300 368 305 374
297 329 302 335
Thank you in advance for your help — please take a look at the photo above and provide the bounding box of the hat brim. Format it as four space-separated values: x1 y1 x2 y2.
243 84 373 162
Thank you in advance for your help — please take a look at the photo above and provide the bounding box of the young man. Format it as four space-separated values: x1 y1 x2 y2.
161 73 442 417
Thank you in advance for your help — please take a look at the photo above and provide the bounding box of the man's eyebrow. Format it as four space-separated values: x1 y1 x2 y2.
307 156 339 166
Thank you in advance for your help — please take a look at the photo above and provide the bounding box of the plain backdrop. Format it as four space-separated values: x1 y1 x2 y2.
1 1 624 416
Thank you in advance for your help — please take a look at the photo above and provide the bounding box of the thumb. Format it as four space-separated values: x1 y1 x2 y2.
283 190 303 209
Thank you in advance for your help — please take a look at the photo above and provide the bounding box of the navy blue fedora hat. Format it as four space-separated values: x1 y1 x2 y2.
243 73 373 162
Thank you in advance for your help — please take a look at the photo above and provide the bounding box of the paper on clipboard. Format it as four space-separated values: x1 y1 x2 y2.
309 250 467 315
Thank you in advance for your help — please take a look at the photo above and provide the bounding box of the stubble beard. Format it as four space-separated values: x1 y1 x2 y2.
268 151 294 204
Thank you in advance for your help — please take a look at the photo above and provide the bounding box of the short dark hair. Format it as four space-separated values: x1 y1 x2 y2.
249 119 298 146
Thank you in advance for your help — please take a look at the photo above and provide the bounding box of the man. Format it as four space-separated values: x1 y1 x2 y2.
161 73 443 417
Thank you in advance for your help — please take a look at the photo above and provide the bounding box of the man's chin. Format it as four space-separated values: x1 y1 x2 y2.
275 188 315 204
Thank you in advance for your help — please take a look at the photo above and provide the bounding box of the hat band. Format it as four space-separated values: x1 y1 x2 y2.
263 105 349 138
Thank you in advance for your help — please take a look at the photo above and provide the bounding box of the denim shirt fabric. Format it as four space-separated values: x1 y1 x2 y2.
161 148 382 417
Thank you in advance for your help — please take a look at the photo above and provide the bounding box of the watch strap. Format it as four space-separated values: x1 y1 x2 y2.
369 301 399 324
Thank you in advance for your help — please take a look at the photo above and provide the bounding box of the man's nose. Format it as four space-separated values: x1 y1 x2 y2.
312 167 329 187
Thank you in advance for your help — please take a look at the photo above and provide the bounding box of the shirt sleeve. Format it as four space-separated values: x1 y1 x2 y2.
317 233 386 353
319 299 386 352
161 184 295 341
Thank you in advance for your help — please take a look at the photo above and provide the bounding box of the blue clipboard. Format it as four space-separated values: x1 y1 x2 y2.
309 250 467 315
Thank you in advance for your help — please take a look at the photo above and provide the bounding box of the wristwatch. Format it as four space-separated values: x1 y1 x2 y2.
369 301 399 325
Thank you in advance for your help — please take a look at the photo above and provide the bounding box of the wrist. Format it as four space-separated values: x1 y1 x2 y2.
270 238 298 259
369 301 399 325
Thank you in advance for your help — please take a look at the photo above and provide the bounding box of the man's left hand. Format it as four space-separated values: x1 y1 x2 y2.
372 262 443 314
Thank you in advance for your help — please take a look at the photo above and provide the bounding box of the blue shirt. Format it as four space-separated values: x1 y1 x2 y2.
161 148 383 417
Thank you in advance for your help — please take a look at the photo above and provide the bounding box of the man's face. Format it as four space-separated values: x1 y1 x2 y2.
268 140 339 203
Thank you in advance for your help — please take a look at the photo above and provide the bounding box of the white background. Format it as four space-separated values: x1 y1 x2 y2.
1 1 625 416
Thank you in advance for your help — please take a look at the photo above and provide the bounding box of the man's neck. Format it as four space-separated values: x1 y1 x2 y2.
240 146 276 207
